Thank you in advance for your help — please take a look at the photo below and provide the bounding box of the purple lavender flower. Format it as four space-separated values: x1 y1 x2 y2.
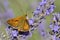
45 10 50 15
11 30 18 37
34 10 39 14
28 18 34 25
53 16 56 21
33 10 40 16
49 5 55 13
42 0 47 2
53 25 59 32
36 6 43 14
42 0 47 4
39 0 47 6
52 35 56 40
49 23 53 30
40 30 47 37
39 2 45 6
36 6 40 11
45 3 55 15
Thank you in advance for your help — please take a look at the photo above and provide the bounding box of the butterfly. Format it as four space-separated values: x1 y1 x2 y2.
7 14 30 32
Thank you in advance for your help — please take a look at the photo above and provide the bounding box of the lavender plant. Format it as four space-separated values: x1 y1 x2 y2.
29 0 55 36
49 13 60 40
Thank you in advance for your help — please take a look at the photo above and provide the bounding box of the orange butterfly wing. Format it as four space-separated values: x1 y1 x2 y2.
7 15 30 32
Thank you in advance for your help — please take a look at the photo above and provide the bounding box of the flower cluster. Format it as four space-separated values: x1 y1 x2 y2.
29 0 55 28
29 0 55 31
33 0 55 16
49 13 60 40
28 0 55 39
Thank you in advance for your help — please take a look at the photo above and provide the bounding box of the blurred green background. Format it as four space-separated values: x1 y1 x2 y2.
0 0 60 40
